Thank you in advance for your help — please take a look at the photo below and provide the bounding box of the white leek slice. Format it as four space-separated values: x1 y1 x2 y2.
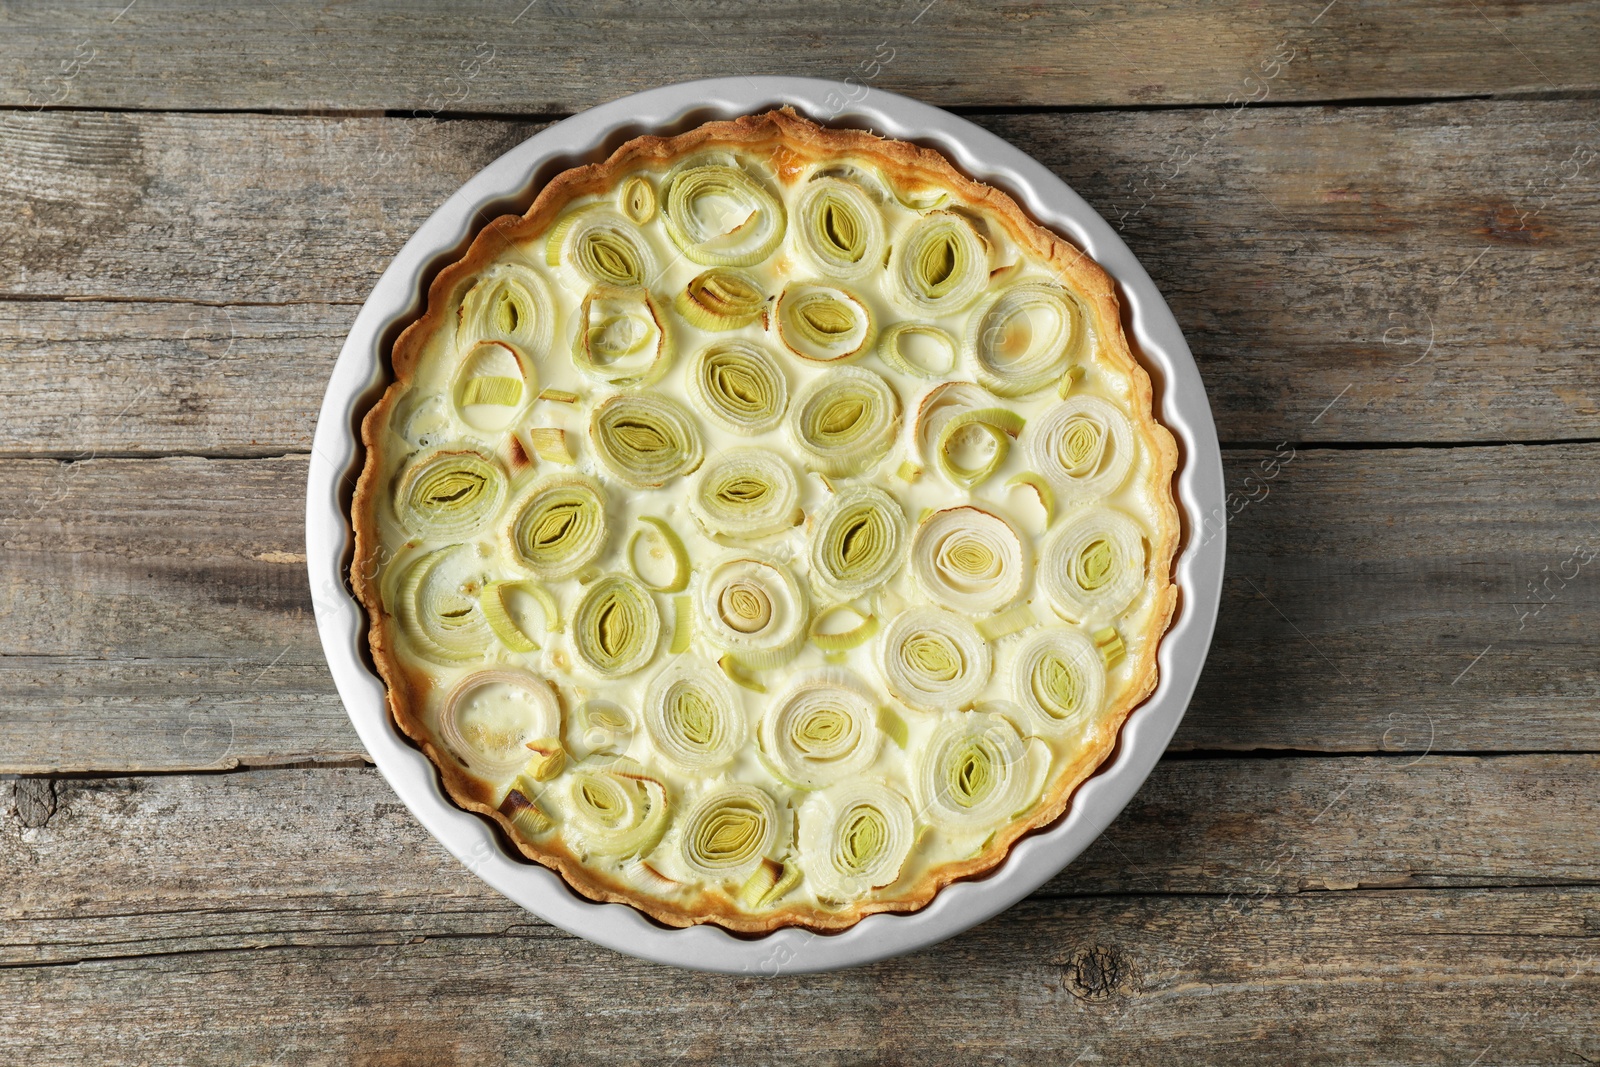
878 322 959 380
797 780 914 901
678 781 780 881
787 366 900 476
687 340 789 436
914 381 1023 491
395 543 494 664
642 661 747 773
698 555 808 669
776 283 875 364
890 211 988 316
571 574 661 678
661 157 786 267
690 447 800 541
1012 627 1106 734
877 606 992 712
458 261 557 364
909 505 1029 615
589 394 705 488
675 268 767 331
913 711 1037 833
967 282 1088 397
392 448 507 540
808 484 906 599
547 206 656 288
565 757 673 860
760 668 882 789
572 285 672 388
439 670 562 777
1026 394 1137 500
1039 506 1147 623
502 473 608 582
794 176 887 281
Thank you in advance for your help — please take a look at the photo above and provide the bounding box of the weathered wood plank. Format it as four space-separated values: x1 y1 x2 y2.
0 444 1596 771
2 99 1594 452
4 0 1596 114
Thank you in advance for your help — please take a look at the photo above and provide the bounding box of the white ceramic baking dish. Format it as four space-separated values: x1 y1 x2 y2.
306 76 1225 975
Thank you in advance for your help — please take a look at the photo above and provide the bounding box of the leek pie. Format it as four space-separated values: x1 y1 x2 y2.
352 109 1179 933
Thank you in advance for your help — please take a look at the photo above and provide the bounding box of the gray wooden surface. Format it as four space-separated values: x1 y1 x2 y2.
2 2 1598 1063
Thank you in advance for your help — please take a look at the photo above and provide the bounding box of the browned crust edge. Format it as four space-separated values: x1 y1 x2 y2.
349 107 1183 935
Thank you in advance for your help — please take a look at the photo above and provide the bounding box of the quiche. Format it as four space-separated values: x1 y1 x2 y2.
351 108 1179 934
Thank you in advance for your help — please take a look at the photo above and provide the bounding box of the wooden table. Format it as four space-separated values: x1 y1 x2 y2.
3 2 1598 1062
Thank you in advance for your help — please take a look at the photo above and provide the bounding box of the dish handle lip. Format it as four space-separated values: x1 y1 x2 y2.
305 75 1226 975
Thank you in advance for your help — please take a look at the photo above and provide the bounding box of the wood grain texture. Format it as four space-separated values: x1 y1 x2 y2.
2 99 1595 453
4 0 1596 114
2 761 1596 1063
0 444 1595 772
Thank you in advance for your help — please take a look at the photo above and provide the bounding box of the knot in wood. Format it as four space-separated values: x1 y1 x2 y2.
1065 944 1127 1001
12 779 58 829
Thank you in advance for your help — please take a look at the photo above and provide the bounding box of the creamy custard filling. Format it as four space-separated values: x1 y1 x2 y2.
356 112 1176 931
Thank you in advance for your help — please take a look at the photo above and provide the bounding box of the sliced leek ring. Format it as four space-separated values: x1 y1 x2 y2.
1039 505 1147 623
914 381 1024 491
661 157 786 267
452 339 532 433
697 554 808 669
392 448 507 540
642 660 746 773
439 670 562 777
627 516 690 594
618 175 657 224
678 781 780 881
547 206 656 288
968 282 1088 397
787 366 900 476
877 606 992 712
776 283 875 364
797 780 915 901
878 322 959 380
689 447 801 541
589 394 705 489
760 668 883 789
1026 394 1137 501
395 543 494 664
687 339 789 436
571 574 661 678
890 211 988 316
808 484 906 599
675 267 767 331
794 176 887 281
502 473 608 582
909 505 1029 616
1012 627 1106 734
914 711 1038 833
572 285 672 388
458 261 557 364
565 757 673 860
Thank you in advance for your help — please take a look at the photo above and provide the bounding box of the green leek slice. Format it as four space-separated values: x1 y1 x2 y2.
1012 627 1106 734
975 602 1037 642
565 757 673 859
776 283 875 364
913 711 1037 833
1005 471 1056 526
698 554 808 669
526 427 575 465
502 473 608 581
572 285 672 388
392 448 507 540
1039 506 1147 623
787 366 900 476
968 282 1088 397
689 447 800 541
1026 394 1136 501
687 339 789 436
627 515 690 594
809 603 879 653
458 261 556 365
571 574 661 678
891 211 988 316
878 322 959 380
797 780 914 900
675 268 767 331
679 782 780 881
589 394 705 488
877 606 992 712
909 505 1029 616
661 157 786 267
643 661 746 773
794 176 886 281
1093 625 1126 667
934 407 1026 490
439 669 562 777
618 175 657 224
808 484 906 599
759 668 882 789
547 206 656 288
453 340 532 433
